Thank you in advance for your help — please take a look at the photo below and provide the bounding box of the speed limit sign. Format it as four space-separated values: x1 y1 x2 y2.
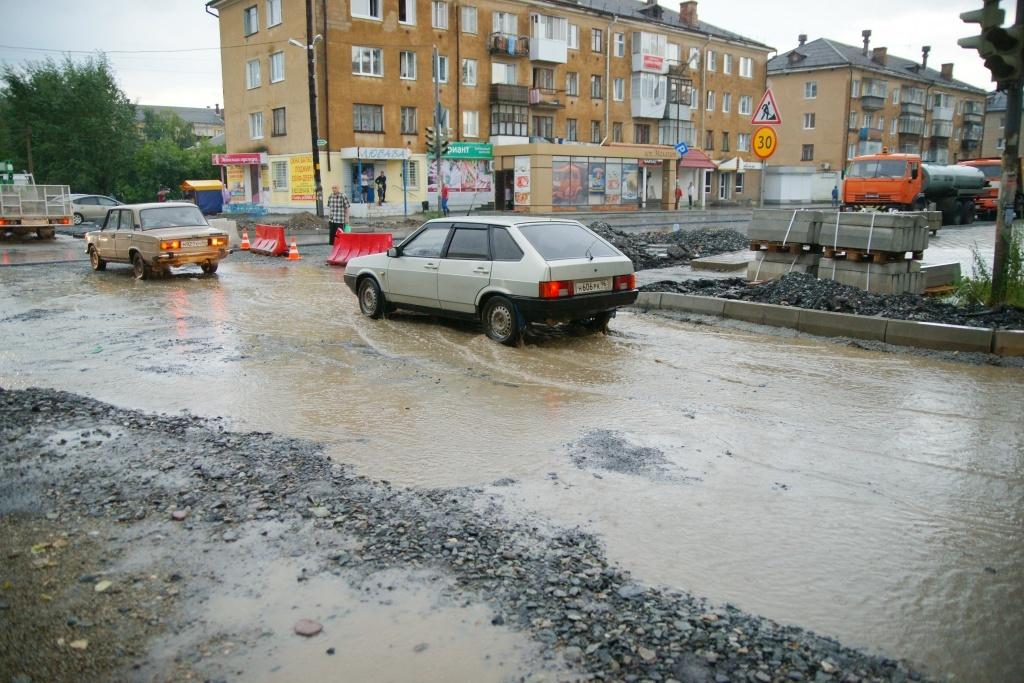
753 127 777 160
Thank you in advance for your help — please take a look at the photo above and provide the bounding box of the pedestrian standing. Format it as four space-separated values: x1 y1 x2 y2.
831 185 839 209
375 171 387 205
157 187 169 203
687 181 694 209
326 185 350 245
360 172 370 203
440 183 450 216
674 184 683 210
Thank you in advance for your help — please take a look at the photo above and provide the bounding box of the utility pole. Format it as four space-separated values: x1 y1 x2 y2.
433 46 443 213
305 0 324 217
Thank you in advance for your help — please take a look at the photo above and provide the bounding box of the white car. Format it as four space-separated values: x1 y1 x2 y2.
344 217 638 345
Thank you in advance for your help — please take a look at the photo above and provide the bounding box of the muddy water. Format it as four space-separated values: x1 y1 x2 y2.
2 255 1023 681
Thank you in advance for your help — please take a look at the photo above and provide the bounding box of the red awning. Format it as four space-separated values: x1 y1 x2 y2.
679 149 717 169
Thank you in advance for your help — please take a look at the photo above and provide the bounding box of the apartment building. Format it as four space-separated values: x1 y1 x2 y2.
981 90 1024 162
135 105 226 140
765 33 987 204
208 0 771 214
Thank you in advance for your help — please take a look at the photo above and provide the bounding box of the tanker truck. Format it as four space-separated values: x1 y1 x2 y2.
842 153 986 226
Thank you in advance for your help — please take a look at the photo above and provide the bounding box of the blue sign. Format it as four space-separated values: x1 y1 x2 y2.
675 142 689 156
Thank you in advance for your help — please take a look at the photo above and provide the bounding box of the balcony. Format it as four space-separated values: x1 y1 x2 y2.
931 121 953 138
490 83 529 104
489 33 529 57
632 95 666 119
932 105 954 121
962 124 983 142
529 37 567 64
667 60 689 77
898 116 926 136
632 52 669 75
860 95 885 111
963 111 983 124
859 127 883 142
900 102 925 117
528 87 563 109
857 141 883 156
665 103 692 121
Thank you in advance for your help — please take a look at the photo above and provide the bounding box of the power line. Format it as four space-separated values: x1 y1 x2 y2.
0 39 289 55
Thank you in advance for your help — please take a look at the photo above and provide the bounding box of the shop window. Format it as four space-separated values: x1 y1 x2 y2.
271 160 288 190
735 172 744 194
404 161 419 189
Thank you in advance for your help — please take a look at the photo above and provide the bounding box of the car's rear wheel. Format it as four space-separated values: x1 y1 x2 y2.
73 212 84 225
201 261 218 275
358 277 384 319
132 253 151 281
89 247 106 271
482 296 520 346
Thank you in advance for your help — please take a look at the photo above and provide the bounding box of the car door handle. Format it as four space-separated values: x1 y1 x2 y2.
473 267 490 274
424 262 438 270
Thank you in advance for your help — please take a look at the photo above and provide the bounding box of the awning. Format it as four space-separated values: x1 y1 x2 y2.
716 157 743 172
678 149 716 169
180 179 224 191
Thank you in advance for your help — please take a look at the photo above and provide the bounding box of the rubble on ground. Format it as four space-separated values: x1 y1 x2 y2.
589 222 748 271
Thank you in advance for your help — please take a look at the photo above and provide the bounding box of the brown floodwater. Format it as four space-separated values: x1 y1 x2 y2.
2 252 1022 681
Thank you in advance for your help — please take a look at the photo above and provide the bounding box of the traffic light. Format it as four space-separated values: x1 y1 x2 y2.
959 1 1023 88
425 125 436 154
438 128 450 156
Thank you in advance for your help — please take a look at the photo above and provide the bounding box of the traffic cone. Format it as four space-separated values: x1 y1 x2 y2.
240 230 251 250
287 238 301 261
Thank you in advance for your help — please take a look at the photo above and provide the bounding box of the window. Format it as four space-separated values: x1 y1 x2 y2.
405 160 419 188
533 67 554 89
801 144 814 161
400 106 417 134
735 173 744 194
446 228 490 260
706 90 715 111
568 24 579 49
668 43 681 66
352 46 384 77
849 111 857 129
591 75 603 99
491 228 524 261
612 122 623 142
705 129 714 150
243 5 258 35
566 72 579 96
461 5 476 33
634 124 650 144
399 0 416 24
890 119 898 135
566 118 577 141
433 55 449 83
246 58 261 89
532 115 554 138
706 50 716 71
269 51 284 83
848 143 856 159
591 28 603 52
803 113 815 129
737 132 751 152
892 88 900 105
463 110 479 137
462 58 477 86
271 160 288 190
353 104 383 132
403 226 450 258
519 223 618 260
739 56 752 78
689 47 700 68
432 1 448 29
739 95 752 116
271 107 286 136
863 112 872 128
722 92 731 113
265 0 281 26
351 0 381 20
721 132 729 152
804 81 817 98
493 12 516 35
851 79 861 98
490 103 528 136
591 120 601 143
249 111 263 139
530 14 567 41
613 78 625 101
492 62 516 85
878 116 884 131
723 54 733 74
400 51 416 80
614 32 625 57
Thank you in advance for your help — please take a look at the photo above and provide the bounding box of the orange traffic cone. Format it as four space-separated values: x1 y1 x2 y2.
240 230 251 250
287 238 301 261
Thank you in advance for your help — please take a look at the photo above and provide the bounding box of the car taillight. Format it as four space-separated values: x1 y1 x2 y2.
59 217 71 225
160 240 181 250
539 280 573 298
209 237 227 247
613 273 636 291
0 219 7 226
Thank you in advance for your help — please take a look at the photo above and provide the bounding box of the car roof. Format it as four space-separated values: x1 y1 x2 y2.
423 216 584 228
115 202 197 210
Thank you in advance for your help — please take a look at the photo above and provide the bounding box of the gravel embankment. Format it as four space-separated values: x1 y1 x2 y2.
1 387 928 682
643 273 1024 331
589 222 749 271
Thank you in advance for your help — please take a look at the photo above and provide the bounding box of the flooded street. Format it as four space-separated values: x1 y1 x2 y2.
2 249 1023 681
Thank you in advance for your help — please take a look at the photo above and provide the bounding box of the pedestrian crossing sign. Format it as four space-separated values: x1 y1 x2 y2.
751 88 782 125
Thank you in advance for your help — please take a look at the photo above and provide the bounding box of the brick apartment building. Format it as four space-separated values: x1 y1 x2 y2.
207 0 773 215
765 32 987 204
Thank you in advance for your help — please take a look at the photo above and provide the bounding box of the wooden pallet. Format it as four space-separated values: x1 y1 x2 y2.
924 285 956 297
749 241 822 255
822 247 924 263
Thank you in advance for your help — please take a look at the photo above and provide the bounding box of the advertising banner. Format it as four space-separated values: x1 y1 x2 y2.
427 159 493 193
513 156 531 206
289 156 315 201
226 165 246 198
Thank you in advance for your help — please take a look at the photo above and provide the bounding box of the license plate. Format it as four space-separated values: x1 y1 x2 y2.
574 277 612 295
182 239 206 248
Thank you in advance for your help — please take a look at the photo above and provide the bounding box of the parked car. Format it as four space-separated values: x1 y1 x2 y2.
84 202 229 280
70 194 122 225
344 217 638 345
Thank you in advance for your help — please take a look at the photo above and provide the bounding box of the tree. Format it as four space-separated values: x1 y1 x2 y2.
118 139 224 204
141 109 196 149
0 55 137 194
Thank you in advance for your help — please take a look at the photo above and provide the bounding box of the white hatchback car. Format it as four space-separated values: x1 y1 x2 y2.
344 217 638 345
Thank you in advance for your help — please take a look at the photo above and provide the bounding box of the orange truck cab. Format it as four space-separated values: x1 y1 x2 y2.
958 158 1001 218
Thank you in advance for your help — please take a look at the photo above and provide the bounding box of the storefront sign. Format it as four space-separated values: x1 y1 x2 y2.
513 156 531 206
213 153 266 165
225 165 246 198
642 54 664 71
340 147 411 160
443 142 493 160
289 156 316 201
638 159 664 167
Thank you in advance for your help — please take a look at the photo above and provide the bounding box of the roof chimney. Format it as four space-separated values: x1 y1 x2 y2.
940 62 954 80
861 30 871 56
680 1 698 26
872 47 887 65
798 34 807 47
921 45 930 70
215 103 221 115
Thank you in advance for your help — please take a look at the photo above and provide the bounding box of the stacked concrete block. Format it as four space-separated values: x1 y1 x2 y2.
921 262 962 289
819 212 930 254
819 258 924 295
747 251 821 281
748 209 824 245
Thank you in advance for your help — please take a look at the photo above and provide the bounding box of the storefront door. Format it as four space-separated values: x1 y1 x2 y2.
718 173 731 201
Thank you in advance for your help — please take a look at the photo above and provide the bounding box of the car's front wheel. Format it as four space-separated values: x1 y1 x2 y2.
73 212 84 225
482 296 520 346
358 277 384 319
132 253 151 281
88 247 106 271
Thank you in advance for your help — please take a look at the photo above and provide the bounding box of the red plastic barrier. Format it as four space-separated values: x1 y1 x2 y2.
326 232 394 266
249 224 287 256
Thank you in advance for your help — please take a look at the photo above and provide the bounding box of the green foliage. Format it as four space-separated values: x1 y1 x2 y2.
141 109 196 149
117 139 224 204
954 225 1024 307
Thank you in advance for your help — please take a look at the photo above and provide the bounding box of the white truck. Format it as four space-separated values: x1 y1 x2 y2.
0 163 73 239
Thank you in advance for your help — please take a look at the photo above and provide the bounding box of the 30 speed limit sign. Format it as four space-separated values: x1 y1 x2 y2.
753 127 777 160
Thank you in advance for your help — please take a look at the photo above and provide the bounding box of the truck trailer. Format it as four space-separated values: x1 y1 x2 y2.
0 163 72 239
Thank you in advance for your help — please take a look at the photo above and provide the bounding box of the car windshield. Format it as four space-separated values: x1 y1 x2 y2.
139 206 207 229
517 222 620 261
846 160 908 179
975 165 1001 179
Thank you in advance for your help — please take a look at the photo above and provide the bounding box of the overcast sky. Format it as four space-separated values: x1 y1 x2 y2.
0 0 999 108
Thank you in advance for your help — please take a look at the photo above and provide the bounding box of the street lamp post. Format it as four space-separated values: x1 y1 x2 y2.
290 0 324 217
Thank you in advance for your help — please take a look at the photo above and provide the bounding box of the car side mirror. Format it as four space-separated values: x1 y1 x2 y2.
387 247 398 257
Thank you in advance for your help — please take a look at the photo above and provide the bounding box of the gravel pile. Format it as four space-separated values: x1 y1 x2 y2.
1 387 927 682
589 222 749 271
643 273 1024 330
